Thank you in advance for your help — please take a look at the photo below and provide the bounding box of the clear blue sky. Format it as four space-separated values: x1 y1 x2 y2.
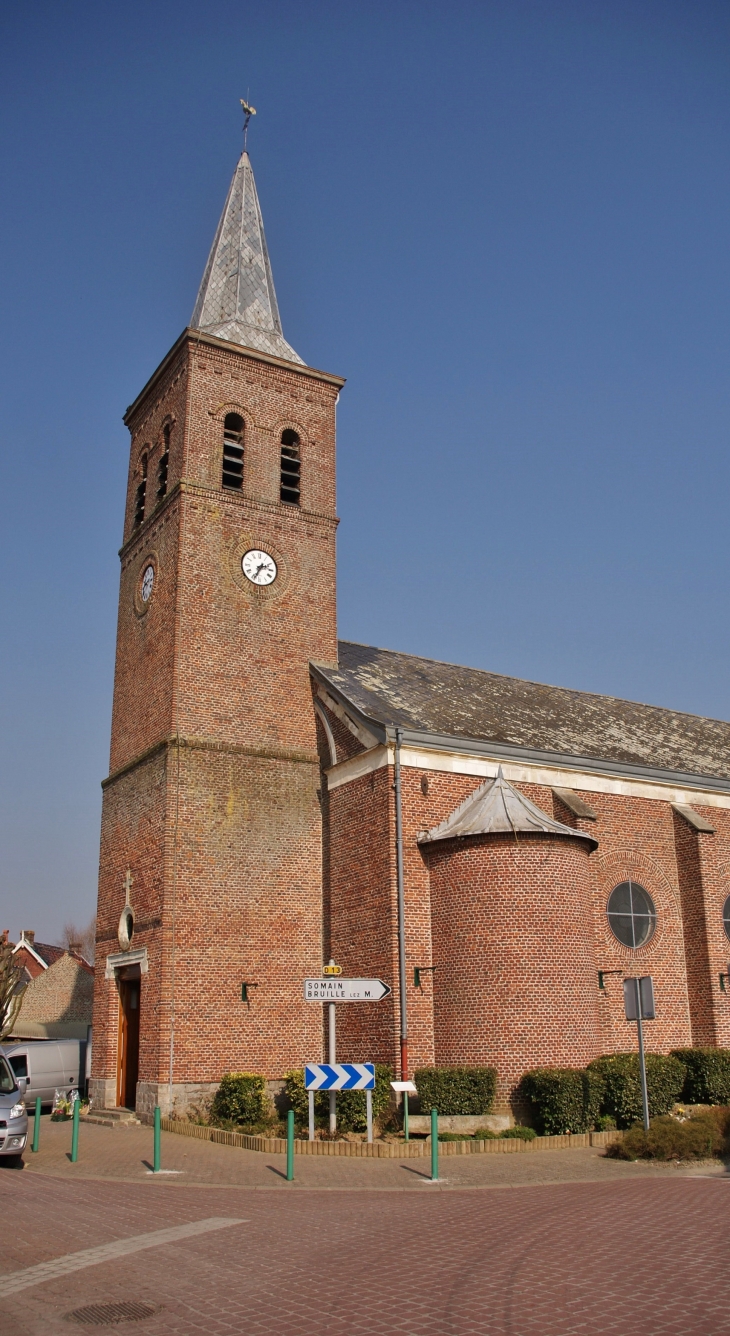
2 0 730 943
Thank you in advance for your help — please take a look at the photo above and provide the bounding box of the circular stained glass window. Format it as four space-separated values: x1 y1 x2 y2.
723 896 730 943
607 881 656 948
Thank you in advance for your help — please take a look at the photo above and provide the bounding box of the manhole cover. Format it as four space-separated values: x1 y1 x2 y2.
64 1301 157 1326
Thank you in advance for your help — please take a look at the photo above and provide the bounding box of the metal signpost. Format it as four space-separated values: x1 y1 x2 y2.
304 963 390 1137
391 1079 418 1141
623 975 655 1131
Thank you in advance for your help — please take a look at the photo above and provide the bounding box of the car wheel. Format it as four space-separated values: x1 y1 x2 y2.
3 1155 24 1169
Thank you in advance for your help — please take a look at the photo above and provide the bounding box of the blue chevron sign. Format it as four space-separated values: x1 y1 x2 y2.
304 1063 375 1091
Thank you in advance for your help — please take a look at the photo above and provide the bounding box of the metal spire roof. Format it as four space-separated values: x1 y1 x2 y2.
418 767 598 850
191 152 304 364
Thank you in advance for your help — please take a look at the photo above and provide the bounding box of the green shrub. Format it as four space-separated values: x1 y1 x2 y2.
670 1048 730 1106
606 1107 730 1161
588 1053 686 1128
594 1114 616 1131
500 1125 537 1140
520 1067 604 1134
414 1066 497 1116
473 1127 497 1139
283 1065 393 1133
210 1073 269 1129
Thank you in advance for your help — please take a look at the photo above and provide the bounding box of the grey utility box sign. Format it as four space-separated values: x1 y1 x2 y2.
623 976 655 1021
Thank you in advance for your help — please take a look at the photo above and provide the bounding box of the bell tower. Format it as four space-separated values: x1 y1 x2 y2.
91 148 344 1116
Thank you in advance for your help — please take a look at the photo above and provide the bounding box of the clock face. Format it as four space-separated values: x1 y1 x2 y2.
242 549 277 586
141 565 155 602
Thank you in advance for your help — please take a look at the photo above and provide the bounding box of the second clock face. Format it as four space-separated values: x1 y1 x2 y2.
141 565 155 602
241 549 278 586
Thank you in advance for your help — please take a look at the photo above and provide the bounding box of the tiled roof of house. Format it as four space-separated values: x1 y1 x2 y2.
312 641 730 783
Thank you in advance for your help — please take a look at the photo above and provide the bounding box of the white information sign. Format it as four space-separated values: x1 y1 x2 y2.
303 978 391 1002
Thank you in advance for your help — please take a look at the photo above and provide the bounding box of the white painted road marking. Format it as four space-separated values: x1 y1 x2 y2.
2 1217 246 1295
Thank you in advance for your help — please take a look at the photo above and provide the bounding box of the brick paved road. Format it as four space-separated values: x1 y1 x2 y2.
3 1121 729 1334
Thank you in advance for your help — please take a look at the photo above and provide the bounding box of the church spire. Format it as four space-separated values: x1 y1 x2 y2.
191 151 303 365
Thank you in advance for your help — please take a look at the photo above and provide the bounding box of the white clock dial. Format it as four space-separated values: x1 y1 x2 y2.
242 549 277 586
141 565 155 602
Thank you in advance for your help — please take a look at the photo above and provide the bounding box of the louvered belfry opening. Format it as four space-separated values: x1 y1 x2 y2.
134 455 148 527
157 425 170 500
222 413 244 490
280 429 301 504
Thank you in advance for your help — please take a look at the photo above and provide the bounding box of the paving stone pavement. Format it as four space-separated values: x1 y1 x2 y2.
2 1117 729 1334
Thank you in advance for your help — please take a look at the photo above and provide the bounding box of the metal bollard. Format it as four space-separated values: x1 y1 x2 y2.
31 1097 41 1153
286 1109 294 1181
71 1098 80 1163
153 1106 161 1173
430 1107 438 1181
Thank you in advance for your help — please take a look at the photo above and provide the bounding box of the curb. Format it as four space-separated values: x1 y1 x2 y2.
159 1118 622 1157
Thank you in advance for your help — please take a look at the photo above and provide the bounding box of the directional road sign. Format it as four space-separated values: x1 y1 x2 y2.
305 1063 375 1091
303 978 391 1002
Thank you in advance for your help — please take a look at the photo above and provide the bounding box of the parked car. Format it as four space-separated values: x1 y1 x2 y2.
0 1052 28 1165
1 1038 90 1109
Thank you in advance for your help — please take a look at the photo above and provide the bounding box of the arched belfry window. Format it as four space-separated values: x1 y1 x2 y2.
222 414 244 490
157 425 170 500
134 454 148 528
280 430 301 505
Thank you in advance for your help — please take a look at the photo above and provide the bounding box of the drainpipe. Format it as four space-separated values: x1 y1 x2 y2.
393 727 408 1078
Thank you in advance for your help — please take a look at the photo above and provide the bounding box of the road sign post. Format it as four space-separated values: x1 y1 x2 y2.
391 1080 418 1142
624 976 655 1131
304 966 391 1138
328 1000 336 1134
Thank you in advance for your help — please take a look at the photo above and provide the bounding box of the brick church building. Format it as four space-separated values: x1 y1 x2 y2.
91 147 730 1117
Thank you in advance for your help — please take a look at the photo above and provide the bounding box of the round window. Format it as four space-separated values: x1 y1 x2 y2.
607 881 656 948
723 895 730 943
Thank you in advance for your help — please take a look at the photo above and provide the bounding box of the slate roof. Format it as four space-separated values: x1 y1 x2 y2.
312 641 730 784
419 767 598 850
191 151 303 364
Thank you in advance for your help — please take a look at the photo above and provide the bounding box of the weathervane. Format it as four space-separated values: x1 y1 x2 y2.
240 98 256 151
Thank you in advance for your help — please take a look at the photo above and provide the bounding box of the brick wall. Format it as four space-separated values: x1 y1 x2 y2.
92 332 343 1110
18 954 94 1026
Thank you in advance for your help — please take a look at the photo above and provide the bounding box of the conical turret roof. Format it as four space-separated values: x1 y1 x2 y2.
191 152 303 364
418 767 598 850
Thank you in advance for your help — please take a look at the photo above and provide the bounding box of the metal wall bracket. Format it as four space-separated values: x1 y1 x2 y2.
414 966 436 989
598 969 624 991
241 982 259 1003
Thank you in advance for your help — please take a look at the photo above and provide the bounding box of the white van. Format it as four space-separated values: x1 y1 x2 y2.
1 1039 90 1108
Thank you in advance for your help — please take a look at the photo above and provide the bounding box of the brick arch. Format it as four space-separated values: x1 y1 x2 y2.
593 846 679 962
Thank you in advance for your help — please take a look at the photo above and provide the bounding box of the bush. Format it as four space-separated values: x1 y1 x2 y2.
284 1066 393 1133
210 1073 269 1129
473 1127 497 1139
520 1067 604 1134
606 1107 730 1161
414 1066 497 1116
588 1053 686 1128
670 1048 730 1106
500 1125 537 1140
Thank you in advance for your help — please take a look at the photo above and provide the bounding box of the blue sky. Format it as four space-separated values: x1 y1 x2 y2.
2 0 730 941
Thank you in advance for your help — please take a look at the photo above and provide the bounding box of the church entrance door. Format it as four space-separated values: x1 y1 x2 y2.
116 973 140 1110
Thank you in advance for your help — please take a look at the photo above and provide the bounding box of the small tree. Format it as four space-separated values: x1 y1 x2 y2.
0 935 27 1042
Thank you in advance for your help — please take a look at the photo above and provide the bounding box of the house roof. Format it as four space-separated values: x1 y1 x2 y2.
418 767 598 850
311 641 730 787
12 939 65 969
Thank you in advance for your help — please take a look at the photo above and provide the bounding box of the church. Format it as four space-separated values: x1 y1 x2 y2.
90 145 730 1119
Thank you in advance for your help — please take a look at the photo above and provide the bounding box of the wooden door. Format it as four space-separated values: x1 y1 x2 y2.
116 978 141 1109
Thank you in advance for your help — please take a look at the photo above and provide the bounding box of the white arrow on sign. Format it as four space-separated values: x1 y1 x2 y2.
303 978 391 1002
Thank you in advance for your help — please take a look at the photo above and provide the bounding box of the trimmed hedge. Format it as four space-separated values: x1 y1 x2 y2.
284 1065 393 1132
588 1053 685 1128
414 1066 496 1116
671 1048 730 1106
520 1067 604 1134
210 1073 269 1129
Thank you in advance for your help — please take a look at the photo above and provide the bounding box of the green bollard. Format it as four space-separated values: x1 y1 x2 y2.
31 1097 41 1153
286 1108 294 1181
70 1098 80 1163
153 1106 161 1173
430 1107 438 1181
404 1091 409 1142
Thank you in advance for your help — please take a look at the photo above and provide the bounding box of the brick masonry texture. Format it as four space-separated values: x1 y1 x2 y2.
93 332 342 1110
95 321 730 1118
15 954 94 1028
